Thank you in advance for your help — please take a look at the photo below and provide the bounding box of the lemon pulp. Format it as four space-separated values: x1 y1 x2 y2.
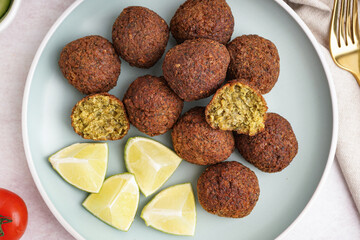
141 183 196 236
125 137 182 197
83 173 139 231
49 143 108 193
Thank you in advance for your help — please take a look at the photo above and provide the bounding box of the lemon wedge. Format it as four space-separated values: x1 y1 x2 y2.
124 137 182 197
141 183 196 236
49 143 108 193
82 173 139 231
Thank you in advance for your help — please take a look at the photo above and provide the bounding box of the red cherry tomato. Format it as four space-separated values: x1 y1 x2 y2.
0 188 28 240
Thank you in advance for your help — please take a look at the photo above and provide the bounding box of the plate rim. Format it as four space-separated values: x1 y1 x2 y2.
21 0 339 239
273 0 338 239
22 1 86 239
0 0 22 33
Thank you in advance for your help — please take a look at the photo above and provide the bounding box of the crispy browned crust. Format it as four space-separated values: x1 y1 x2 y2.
59 35 121 95
226 79 263 94
205 79 268 135
197 161 260 218
171 107 234 165
123 75 183 136
112 6 169 68
170 0 234 44
235 113 298 173
71 93 130 141
162 38 230 101
226 35 280 94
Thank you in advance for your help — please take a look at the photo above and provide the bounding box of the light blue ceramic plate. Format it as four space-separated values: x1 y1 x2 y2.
22 0 338 239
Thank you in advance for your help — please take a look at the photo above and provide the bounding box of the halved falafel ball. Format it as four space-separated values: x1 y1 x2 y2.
197 161 260 218
235 113 298 173
205 80 268 136
163 38 230 101
112 6 169 68
123 75 183 136
171 107 234 165
227 35 280 94
71 93 130 141
170 0 234 44
59 35 121 95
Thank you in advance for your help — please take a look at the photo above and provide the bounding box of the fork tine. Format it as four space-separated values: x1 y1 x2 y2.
331 0 341 46
339 0 347 47
345 0 352 44
353 0 359 43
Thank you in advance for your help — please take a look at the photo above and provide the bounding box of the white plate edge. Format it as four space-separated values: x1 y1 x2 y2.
274 0 339 239
21 1 85 240
20 0 339 240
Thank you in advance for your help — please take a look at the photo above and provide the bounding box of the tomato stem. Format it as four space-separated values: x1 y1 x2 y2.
0 215 12 237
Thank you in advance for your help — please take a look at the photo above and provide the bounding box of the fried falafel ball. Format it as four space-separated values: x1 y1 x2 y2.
112 6 169 68
171 107 234 165
123 75 183 136
197 161 260 218
226 35 280 94
205 80 268 136
170 0 234 44
71 93 130 141
163 38 230 101
235 113 298 173
59 35 121 95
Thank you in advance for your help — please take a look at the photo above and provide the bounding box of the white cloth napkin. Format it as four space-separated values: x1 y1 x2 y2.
285 0 360 213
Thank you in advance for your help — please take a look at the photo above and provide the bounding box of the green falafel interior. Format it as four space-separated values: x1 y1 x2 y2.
71 94 129 140
205 81 267 136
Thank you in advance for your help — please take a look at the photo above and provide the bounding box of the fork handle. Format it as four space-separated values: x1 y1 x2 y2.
351 72 360 87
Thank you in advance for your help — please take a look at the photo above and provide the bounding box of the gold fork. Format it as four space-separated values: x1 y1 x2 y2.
330 0 360 86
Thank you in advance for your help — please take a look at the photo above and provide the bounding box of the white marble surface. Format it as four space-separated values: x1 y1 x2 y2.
0 0 359 239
